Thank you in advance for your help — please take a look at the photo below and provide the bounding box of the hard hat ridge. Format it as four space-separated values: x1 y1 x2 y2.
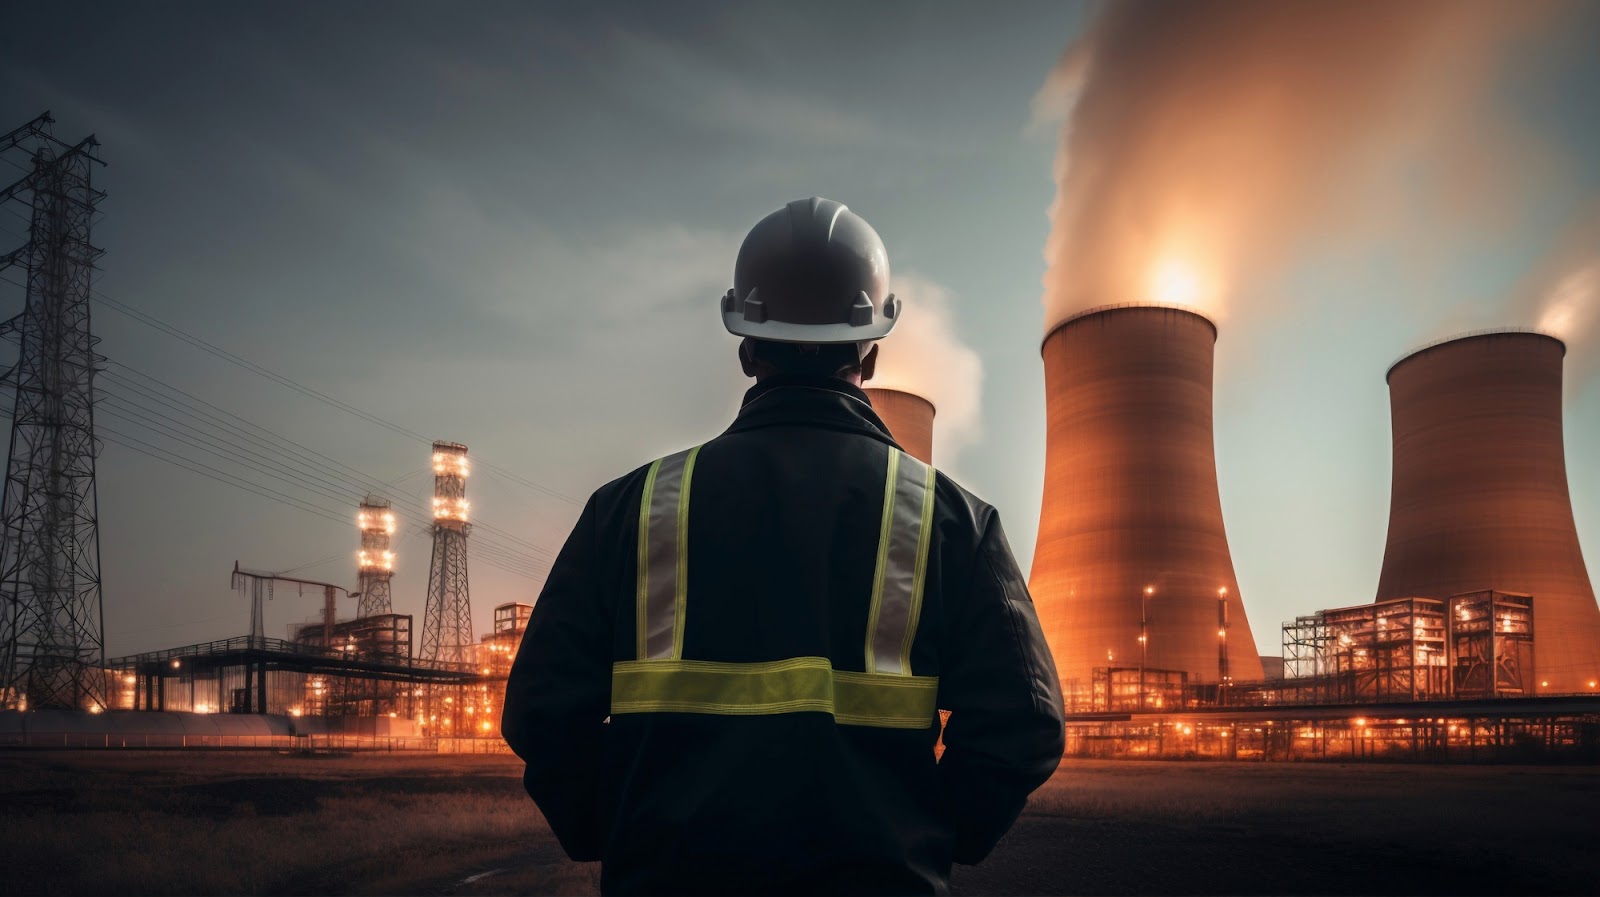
722 196 899 344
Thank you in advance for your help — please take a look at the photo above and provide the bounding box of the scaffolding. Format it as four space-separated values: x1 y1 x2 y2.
1091 666 1188 712
1327 598 1450 702
1060 695 1600 762
477 602 531 677
1276 592 1532 704
107 635 475 716
293 613 411 660
1450 590 1534 698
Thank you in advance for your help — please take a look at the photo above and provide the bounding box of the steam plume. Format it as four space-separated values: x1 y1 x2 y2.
1519 204 1600 390
1036 0 1563 329
869 273 984 460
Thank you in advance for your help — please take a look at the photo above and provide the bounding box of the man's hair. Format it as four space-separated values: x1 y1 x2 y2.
746 339 864 379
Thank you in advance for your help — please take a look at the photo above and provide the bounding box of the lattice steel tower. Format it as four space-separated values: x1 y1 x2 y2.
420 442 472 664
355 496 395 618
0 113 108 711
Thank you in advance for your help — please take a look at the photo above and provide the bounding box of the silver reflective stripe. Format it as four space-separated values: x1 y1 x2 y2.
866 449 937 675
636 446 700 660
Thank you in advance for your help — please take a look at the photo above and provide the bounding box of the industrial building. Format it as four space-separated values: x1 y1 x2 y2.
0 434 534 749
1048 326 1600 761
864 387 935 465
1029 304 1265 705
1375 331 1600 694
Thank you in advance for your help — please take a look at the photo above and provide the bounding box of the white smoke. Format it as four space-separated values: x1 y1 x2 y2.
867 273 984 461
1538 265 1600 340
1033 0 1564 330
1516 203 1600 392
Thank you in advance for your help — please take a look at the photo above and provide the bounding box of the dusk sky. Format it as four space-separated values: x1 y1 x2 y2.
2 1 1598 659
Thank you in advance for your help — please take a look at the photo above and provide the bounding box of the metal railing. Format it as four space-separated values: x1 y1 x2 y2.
0 730 512 752
107 636 479 675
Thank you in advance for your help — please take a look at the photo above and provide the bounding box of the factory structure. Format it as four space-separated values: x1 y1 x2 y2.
864 387 936 466
1030 305 1264 697
2 437 538 748
1036 320 1600 761
0 109 1595 760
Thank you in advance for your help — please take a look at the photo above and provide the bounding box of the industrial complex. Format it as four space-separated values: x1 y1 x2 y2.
1029 316 1600 761
0 112 1597 761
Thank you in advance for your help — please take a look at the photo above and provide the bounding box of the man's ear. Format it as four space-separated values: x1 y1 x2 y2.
857 342 883 380
739 339 758 378
860 343 879 382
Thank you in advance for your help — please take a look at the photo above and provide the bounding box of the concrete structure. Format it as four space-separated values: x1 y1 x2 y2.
1030 305 1263 696
1377 331 1600 694
865 387 935 465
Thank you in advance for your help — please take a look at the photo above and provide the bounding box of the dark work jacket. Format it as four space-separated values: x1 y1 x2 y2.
501 374 1065 896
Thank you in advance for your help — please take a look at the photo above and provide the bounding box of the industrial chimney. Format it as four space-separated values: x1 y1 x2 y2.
1030 305 1263 695
1377 330 1600 694
865 387 935 465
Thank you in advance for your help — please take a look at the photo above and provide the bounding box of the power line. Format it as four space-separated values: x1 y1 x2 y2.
3 300 559 578
274 553 346 577
8 389 553 581
95 425 545 581
97 397 368 507
93 399 550 579
88 288 579 505
93 290 431 441
96 422 352 525
96 365 555 564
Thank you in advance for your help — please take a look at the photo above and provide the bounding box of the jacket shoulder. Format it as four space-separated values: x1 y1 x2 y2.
929 468 999 546
589 460 654 510
588 443 707 510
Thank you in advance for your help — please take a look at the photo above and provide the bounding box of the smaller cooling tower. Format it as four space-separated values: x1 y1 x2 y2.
1377 330 1600 693
865 387 935 465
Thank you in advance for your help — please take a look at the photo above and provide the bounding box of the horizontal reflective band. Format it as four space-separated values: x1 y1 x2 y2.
611 657 939 730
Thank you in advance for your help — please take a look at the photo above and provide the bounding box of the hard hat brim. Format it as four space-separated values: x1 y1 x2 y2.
722 308 897 344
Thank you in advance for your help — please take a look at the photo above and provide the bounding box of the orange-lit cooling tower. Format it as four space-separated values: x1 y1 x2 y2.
1030 305 1263 692
864 387 935 465
1377 331 1600 693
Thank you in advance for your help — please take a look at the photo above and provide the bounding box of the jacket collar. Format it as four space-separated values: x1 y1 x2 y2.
727 374 900 448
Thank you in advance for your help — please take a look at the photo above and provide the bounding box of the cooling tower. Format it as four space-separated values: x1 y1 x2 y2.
1030 305 1264 690
1377 331 1600 694
865 387 935 465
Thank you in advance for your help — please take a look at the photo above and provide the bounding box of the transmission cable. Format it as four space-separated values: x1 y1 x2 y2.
95 368 555 566
89 288 579 504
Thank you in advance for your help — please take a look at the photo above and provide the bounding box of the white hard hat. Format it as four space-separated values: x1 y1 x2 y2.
720 197 900 344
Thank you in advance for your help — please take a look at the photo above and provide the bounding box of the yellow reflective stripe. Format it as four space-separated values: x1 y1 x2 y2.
673 445 701 661
869 451 935 676
635 458 662 660
898 462 937 674
638 447 698 661
611 657 939 730
864 449 901 674
833 670 940 728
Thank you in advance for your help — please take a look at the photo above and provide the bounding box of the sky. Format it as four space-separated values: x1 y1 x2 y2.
1 1 1598 660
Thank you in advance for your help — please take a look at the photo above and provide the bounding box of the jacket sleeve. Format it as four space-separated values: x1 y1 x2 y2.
937 510 1066 865
501 494 612 862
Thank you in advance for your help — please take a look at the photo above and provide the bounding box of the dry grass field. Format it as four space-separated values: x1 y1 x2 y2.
1 752 1595 895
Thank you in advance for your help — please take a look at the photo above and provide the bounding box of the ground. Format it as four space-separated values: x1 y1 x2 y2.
1 752 1595 895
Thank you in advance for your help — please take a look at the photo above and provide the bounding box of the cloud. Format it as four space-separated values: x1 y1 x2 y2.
867 272 984 461
1035 0 1569 330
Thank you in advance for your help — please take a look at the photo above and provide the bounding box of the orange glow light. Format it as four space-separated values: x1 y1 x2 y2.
1150 258 1201 307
